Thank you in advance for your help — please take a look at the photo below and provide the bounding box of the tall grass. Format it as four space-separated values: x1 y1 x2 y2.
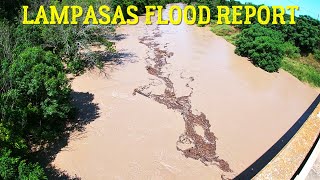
210 23 239 45
282 58 320 87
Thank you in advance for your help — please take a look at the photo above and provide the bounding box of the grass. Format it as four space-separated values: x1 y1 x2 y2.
282 58 320 87
209 22 320 88
298 54 320 72
210 23 239 45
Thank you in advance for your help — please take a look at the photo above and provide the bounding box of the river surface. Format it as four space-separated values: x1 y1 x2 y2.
53 4 319 179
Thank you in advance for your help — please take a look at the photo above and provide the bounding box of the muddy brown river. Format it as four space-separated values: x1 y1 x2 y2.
53 4 319 179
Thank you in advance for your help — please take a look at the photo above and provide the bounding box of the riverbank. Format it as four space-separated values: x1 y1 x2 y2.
211 23 320 90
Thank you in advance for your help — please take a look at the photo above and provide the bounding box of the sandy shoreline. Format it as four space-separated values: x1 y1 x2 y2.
53 4 319 179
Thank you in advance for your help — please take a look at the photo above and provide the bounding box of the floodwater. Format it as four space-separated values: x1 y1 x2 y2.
53 4 319 179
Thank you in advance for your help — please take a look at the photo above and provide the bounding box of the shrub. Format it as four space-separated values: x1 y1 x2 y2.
18 160 47 180
14 0 115 75
270 15 320 54
248 36 284 72
314 49 320 61
211 24 236 36
282 42 300 59
290 16 320 54
235 24 285 72
0 149 46 180
2 47 72 141
0 149 18 180
0 0 115 178
14 23 113 74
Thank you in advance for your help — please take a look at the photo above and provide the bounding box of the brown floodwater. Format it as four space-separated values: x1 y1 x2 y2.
53 4 319 179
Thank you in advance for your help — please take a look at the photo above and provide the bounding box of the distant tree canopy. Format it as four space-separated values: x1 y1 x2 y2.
287 16 320 54
212 0 320 71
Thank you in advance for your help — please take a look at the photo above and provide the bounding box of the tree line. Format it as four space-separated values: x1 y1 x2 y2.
115 0 320 72
210 0 320 72
0 0 115 179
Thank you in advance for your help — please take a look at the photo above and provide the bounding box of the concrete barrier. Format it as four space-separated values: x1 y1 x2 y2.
253 99 320 179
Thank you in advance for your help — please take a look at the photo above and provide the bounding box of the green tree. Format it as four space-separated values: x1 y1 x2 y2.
0 149 18 180
0 0 115 178
18 160 47 180
270 15 320 54
235 24 285 72
291 16 320 54
0 149 46 180
314 49 320 61
1 47 72 142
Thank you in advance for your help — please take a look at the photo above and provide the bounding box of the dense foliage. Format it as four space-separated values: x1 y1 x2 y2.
1 0 115 179
2 47 72 141
210 0 320 75
0 149 46 180
0 0 29 20
235 24 285 72
315 50 320 61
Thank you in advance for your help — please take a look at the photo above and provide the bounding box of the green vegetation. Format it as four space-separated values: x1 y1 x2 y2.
280 16 320 54
0 0 29 20
282 58 320 87
235 24 285 72
207 0 320 87
210 21 239 45
1 0 115 179
282 42 301 59
314 50 320 61
0 149 46 180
